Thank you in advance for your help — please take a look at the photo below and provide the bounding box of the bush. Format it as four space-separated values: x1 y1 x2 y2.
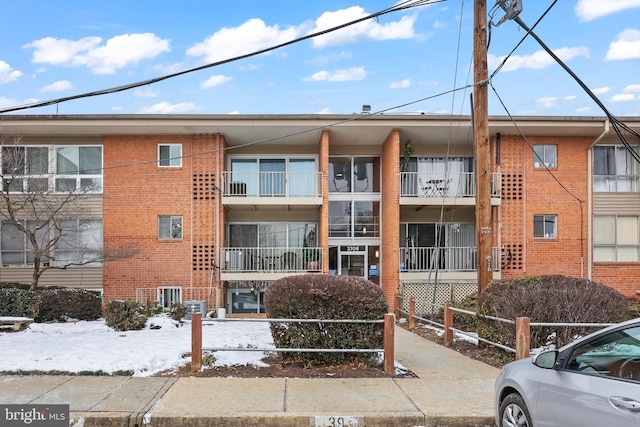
0 285 102 322
103 299 148 331
264 274 388 366
478 275 634 349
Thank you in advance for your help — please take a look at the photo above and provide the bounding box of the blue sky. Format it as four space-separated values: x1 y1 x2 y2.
1 0 639 117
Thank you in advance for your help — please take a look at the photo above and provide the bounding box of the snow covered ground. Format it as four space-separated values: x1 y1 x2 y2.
0 316 275 377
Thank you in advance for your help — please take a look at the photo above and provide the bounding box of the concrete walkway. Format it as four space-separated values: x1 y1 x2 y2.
0 326 499 427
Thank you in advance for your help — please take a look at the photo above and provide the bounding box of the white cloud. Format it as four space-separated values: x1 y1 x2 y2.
137 101 197 114
0 96 37 109
0 60 23 84
134 88 159 98
611 93 637 102
315 108 332 114
39 80 72 92
488 47 589 72
624 84 640 93
605 29 640 61
200 75 232 89
25 34 170 74
563 95 576 101
310 6 416 48
389 79 411 89
592 86 611 95
187 18 301 63
303 66 368 82
228 110 240 115
576 106 592 113
537 97 558 108
575 0 640 22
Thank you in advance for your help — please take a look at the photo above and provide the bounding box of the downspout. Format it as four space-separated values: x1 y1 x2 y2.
190 136 194 301
215 134 221 310
586 119 610 280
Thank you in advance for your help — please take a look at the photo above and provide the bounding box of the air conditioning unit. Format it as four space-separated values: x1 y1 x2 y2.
184 300 207 320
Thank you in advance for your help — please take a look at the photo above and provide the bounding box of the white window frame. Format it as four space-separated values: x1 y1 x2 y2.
158 215 183 240
54 145 103 193
534 214 557 238
157 286 182 309
158 144 182 167
54 219 103 267
594 215 640 262
533 145 557 169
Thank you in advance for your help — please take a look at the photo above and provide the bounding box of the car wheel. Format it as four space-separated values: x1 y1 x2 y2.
499 393 532 427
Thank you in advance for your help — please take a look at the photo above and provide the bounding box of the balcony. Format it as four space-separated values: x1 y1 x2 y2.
222 171 322 210
399 172 501 206
400 246 502 275
221 247 324 280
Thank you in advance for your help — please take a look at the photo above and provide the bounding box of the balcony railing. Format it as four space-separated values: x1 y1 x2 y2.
399 172 501 198
222 247 323 272
222 171 322 198
400 246 502 272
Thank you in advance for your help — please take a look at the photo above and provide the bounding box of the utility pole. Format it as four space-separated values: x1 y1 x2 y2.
474 0 492 294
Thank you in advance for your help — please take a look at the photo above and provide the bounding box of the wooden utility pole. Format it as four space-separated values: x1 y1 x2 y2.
474 0 492 294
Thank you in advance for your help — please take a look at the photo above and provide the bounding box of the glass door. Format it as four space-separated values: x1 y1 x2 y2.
339 246 367 278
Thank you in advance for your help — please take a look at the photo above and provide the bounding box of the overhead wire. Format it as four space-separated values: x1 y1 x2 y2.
0 0 446 114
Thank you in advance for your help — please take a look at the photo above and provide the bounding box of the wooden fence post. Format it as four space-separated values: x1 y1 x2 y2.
191 313 202 372
408 297 416 329
443 303 453 345
394 294 400 320
516 317 530 360
384 313 395 374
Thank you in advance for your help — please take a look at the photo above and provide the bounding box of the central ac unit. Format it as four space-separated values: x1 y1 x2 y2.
184 300 207 320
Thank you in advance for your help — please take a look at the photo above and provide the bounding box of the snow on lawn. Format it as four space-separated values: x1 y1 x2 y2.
0 315 274 377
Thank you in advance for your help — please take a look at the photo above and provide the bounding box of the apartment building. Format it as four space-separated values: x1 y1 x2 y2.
0 114 638 315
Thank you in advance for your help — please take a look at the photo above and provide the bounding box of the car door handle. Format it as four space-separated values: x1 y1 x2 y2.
610 396 640 412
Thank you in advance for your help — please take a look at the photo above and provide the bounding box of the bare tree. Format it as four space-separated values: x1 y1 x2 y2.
0 135 135 290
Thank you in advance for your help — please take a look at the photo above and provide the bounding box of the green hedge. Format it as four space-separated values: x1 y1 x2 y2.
0 285 102 322
264 274 388 366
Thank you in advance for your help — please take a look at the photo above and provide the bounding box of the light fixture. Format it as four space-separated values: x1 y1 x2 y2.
362 226 367 235
375 250 379 258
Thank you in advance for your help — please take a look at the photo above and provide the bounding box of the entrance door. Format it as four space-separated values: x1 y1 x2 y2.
339 246 367 278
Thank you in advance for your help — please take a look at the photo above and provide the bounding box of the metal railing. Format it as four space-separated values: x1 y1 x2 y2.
400 246 502 272
190 314 396 373
222 171 322 198
222 246 323 272
399 172 501 198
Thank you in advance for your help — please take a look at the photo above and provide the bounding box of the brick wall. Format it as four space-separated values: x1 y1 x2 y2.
103 134 223 307
499 135 590 278
381 130 400 311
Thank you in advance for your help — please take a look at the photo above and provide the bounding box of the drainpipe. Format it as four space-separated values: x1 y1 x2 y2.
215 134 221 310
586 119 610 280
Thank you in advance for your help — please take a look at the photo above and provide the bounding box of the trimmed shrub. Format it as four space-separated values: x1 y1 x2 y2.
478 275 633 349
0 287 37 318
103 299 148 331
264 274 388 366
0 286 101 322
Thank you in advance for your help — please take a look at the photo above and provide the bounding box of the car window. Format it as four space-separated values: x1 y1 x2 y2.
565 326 640 381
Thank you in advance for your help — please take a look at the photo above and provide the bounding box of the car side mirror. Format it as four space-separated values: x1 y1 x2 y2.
533 350 558 369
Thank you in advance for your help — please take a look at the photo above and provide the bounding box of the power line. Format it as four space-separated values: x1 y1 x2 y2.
0 0 446 114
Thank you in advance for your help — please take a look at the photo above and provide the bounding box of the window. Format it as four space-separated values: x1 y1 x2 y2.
229 157 317 197
533 145 557 168
0 220 50 266
1 146 49 192
158 216 183 240
534 215 557 238
400 156 473 197
329 200 380 238
157 286 182 309
56 146 103 192
329 156 380 193
158 144 182 167
54 219 103 266
594 215 640 262
566 325 640 381
594 145 640 192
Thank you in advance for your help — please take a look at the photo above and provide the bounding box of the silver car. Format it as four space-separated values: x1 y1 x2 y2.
495 317 640 426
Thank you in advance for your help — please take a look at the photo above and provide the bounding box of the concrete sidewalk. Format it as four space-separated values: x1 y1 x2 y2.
0 326 499 427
